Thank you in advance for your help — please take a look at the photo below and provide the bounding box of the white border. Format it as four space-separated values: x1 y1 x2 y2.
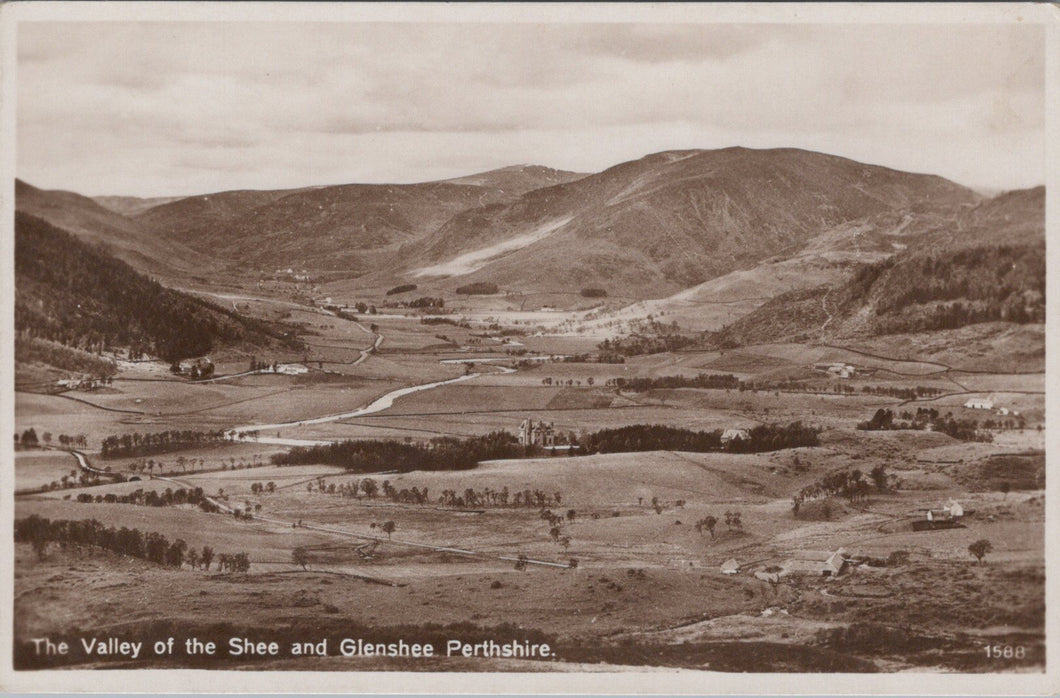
0 2 1056 694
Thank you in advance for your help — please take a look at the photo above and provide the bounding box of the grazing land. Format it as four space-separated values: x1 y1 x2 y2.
15 285 1044 673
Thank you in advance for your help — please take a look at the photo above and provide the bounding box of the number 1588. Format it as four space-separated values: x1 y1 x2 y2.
984 645 1026 660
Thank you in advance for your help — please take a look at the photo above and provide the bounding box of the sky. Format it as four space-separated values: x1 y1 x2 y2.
17 21 1045 197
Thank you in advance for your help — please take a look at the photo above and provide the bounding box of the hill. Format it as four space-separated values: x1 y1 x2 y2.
707 186 1045 346
93 194 186 217
395 147 981 298
130 166 585 274
15 180 217 279
14 212 298 366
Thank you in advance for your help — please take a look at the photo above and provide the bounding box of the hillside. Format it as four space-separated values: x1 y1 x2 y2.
15 180 217 279
93 194 186 217
131 166 585 274
707 186 1045 346
395 147 981 298
14 212 298 366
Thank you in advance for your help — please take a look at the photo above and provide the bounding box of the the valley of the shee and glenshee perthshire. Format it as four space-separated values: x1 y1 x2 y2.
8 17 1049 675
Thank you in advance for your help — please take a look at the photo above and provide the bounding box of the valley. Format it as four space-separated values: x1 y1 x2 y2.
11 147 1046 673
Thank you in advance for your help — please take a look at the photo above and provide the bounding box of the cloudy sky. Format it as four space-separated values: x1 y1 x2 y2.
17 21 1044 197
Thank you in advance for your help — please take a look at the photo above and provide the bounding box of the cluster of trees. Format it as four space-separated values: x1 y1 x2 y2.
455 282 499 295
304 477 410 503
14 429 88 449
611 373 742 392
74 486 219 512
386 283 418 296
274 422 820 479
693 511 744 538
439 488 568 509
859 385 943 400
406 296 445 309
421 317 471 328
15 515 248 572
559 353 626 364
272 431 521 473
580 422 820 455
302 474 572 511
596 331 697 360
540 376 597 390
867 244 1045 334
15 335 117 377
100 429 228 459
793 465 890 514
857 408 994 442
15 213 296 363
580 288 607 298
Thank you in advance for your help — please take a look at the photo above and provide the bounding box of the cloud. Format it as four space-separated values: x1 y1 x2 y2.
16 21 1045 196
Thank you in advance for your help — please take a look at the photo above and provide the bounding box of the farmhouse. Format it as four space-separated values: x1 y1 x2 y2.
914 499 965 530
519 418 556 447
720 558 741 575
780 548 848 577
721 428 750 444
926 499 963 521
814 362 856 378
964 398 994 410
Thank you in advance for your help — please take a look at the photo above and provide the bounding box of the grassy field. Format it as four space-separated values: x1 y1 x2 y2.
14 298 1046 672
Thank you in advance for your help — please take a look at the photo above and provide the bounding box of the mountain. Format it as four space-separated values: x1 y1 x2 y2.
15 179 217 279
14 212 298 367
93 194 186 217
708 186 1045 346
396 147 981 298
443 164 587 193
131 166 585 274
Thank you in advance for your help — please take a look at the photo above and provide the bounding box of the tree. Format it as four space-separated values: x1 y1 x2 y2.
1000 481 1011 500
704 515 717 539
381 520 396 540
968 539 993 565
292 546 309 570
21 428 38 447
200 546 214 571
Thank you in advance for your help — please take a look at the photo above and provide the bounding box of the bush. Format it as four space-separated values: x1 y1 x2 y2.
580 288 607 298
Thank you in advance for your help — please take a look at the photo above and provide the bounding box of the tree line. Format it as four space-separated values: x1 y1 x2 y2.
272 422 820 475
580 422 820 455
100 429 229 459
271 431 522 472
74 486 220 513
15 515 249 572
857 408 995 442
14 428 88 449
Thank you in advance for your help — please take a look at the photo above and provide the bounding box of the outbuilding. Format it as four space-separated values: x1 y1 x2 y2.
720 558 741 575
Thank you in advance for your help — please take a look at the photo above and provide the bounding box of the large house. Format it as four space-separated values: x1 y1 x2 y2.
519 418 556 447
721 428 750 444
964 398 994 410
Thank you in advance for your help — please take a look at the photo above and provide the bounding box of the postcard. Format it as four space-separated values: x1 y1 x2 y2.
1 2 1056 693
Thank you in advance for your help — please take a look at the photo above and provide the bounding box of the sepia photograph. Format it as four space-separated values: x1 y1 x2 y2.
1 2 1056 693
